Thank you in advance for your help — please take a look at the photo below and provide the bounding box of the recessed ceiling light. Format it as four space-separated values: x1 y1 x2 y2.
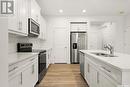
59 9 63 13
82 9 86 13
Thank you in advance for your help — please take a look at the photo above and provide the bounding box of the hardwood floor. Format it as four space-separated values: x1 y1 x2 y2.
38 64 88 87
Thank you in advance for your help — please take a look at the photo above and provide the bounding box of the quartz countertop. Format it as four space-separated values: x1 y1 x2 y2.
80 50 130 71
8 52 38 66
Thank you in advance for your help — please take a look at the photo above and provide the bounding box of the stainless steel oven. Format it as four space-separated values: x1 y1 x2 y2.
28 18 40 37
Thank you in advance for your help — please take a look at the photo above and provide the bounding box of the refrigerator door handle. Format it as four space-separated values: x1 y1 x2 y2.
73 43 77 49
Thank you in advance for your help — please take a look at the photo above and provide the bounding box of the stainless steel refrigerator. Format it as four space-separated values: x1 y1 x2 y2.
70 32 87 64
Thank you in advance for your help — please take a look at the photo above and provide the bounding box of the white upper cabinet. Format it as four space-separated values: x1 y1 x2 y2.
39 15 47 40
8 0 28 36
8 0 42 36
30 0 41 23
17 0 28 35
70 22 88 32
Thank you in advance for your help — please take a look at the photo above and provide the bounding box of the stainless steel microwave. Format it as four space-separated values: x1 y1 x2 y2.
28 18 40 37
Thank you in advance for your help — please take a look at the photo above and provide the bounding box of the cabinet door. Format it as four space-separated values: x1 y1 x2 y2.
99 74 117 87
22 66 32 87
70 23 87 32
79 52 85 76
39 15 44 40
8 0 18 32
31 61 38 86
31 0 41 23
22 62 38 87
17 0 28 35
8 0 28 35
47 50 51 68
89 65 100 87
84 58 90 85
9 73 22 87
46 51 49 68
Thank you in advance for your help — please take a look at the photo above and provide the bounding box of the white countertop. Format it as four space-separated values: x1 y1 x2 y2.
80 50 130 71
8 52 38 66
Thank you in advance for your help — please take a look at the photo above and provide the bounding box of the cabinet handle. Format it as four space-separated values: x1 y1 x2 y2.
32 64 35 74
102 66 111 73
9 66 18 72
97 72 99 84
88 64 90 73
30 58 35 61
36 15 38 21
19 22 22 30
48 54 49 59
21 72 22 85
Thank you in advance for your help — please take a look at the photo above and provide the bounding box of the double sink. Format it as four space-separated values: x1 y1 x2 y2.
91 52 117 57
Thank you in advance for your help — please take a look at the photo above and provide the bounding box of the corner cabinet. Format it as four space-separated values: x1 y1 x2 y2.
8 0 28 36
9 56 38 87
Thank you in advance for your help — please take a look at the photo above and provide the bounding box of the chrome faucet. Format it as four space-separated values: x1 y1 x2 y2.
104 44 114 55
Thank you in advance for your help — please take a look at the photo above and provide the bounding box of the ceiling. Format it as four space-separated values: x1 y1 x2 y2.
36 0 130 16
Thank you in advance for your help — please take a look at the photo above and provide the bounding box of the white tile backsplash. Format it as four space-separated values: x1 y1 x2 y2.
8 34 46 54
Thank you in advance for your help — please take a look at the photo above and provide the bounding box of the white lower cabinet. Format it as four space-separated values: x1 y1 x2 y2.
22 62 38 87
9 56 38 87
46 48 52 68
89 65 99 87
99 74 117 87
79 52 85 76
83 54 119 87
9 73 22 87
85 57 90 85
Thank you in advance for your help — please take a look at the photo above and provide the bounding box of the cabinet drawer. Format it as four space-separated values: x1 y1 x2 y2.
9 56 38 78
100 64 122 84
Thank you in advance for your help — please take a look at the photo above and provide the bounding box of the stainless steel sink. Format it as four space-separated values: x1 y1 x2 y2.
91 52 117 57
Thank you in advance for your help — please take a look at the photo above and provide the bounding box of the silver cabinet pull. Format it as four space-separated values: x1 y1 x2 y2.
21 72 22 85
36 15 38 22
30 58 35 61
88 64 90 73
102 66 111 73
19 21 22 30
9 66 18 72
97 72 99 84
32 64 35 74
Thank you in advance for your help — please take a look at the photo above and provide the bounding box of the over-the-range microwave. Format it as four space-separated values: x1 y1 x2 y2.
28 18 40 37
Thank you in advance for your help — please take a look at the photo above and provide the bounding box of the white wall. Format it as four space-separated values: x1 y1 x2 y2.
124 15 130 54
101 22 117 50
89 25 103 50
87 16 125 53
89 15 130 54
0 17 8 87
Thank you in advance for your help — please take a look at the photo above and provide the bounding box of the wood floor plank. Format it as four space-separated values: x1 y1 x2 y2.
38 64 88 87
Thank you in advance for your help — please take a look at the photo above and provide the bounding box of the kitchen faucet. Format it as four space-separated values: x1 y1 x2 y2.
104 44 114 55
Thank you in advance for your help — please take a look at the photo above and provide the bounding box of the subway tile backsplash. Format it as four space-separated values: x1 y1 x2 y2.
8 34 46 54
